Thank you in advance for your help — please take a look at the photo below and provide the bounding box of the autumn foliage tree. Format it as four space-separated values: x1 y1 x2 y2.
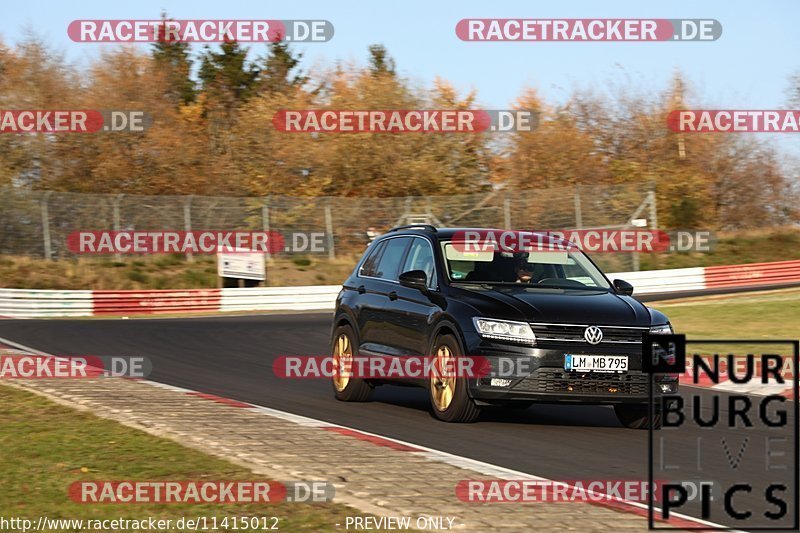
0 31 796 230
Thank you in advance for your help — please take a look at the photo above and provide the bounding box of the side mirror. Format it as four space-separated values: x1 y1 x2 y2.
399 270 428 292
613 279 634 296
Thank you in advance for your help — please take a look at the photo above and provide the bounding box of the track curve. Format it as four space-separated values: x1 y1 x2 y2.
0 314 794 528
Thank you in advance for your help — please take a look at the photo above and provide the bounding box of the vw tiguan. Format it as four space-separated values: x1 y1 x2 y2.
330 225 677 427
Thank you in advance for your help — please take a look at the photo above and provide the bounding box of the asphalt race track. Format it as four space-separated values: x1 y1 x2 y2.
0 314 796 528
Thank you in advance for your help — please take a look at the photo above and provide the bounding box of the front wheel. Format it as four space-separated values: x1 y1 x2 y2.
614 403 662 429
428 334 480 423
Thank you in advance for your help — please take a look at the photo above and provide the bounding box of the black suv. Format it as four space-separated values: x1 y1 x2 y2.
330 225 678 427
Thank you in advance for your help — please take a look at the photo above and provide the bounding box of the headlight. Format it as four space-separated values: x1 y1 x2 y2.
473 318 536 344
649 324 673 335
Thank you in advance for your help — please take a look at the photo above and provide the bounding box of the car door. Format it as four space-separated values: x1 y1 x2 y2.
350 239 390 352
357 236 412 356
381 236 441 358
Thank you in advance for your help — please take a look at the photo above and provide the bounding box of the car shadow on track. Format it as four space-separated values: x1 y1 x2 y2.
481 404 622 428
369 385 623 428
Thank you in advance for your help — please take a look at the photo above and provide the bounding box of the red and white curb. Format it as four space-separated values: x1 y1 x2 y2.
685 379 795 398
680 365 795 398
138 381 740 530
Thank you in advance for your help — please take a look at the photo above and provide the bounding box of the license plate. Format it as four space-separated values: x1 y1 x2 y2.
565 354 628 373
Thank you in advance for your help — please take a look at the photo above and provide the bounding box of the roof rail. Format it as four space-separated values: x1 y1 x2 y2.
388 224 438 233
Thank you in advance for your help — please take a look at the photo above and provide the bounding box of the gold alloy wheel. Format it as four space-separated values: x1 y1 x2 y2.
431 345 456 411
332 333 353 392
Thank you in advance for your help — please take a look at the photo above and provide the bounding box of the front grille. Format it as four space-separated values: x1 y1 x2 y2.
513 368 649 396
530 323 646 345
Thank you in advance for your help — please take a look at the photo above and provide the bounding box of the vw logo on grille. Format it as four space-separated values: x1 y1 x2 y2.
584 326 604 345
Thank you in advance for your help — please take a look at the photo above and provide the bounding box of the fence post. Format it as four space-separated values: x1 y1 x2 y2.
647 189 658 230
41 191 53 260
183 195 193 263
573 185 583 229
113 194 124 262
503 196 511 229
262 197 272 263
324 203 335 260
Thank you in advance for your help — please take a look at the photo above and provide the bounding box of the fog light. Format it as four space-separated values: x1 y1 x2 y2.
490 378 512 387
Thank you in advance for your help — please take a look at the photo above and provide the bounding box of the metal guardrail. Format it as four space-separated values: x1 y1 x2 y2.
220 286 342 312
607 267 707 295
0 289 93 318
1 261 799 318
91 289 222 315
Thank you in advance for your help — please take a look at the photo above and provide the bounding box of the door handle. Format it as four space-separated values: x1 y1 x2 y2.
388 291 398 301
357 285 366 294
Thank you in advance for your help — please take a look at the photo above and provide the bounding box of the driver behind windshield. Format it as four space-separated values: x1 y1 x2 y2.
514 257 534 283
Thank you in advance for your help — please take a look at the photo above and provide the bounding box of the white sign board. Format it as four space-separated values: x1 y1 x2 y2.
217 247 266 281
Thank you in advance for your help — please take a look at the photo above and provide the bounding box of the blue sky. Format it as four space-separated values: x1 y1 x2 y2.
2 0 799 154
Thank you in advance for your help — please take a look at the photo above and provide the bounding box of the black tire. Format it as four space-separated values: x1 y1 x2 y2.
614 403 662 429
428 334 481 423
331 324 373 402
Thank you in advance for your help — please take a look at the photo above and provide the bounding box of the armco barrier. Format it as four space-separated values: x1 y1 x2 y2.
0 260 799 318
220 286 342 312
705 260 800 290
92 289 222 315
0 288 93 318
605 267 707 295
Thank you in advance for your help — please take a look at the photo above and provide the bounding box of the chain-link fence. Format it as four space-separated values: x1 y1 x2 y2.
0 184 657 272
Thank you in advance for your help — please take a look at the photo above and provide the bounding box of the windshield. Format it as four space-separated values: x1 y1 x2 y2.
442 242 611 290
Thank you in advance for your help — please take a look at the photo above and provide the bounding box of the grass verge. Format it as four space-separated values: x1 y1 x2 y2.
649 287 800 355
0 385 362 532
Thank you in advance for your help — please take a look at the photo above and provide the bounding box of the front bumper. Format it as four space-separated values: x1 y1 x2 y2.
464 334 679 405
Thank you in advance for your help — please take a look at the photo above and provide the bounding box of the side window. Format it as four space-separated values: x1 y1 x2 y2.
360 240 387 277
401 239 436 287
374 237 411 281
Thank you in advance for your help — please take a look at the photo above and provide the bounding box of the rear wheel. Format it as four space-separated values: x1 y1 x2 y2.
331 325 373 402
429 334 480 423
614 403 662 429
